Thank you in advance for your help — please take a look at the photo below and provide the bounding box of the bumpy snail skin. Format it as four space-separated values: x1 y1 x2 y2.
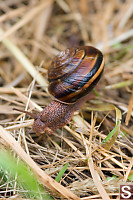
32 100 75 135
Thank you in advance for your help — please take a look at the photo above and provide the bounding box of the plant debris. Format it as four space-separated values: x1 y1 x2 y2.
0 0 133 199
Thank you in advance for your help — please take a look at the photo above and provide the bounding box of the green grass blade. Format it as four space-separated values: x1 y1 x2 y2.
102 121 120 143
0 150 52 199
55 163 69 183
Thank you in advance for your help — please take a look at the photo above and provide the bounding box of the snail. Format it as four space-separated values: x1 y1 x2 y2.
14 46 104 136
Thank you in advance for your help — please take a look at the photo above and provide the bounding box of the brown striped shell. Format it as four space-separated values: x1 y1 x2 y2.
48 46 104 103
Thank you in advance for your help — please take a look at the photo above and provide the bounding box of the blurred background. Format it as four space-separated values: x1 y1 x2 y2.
0 0 133 199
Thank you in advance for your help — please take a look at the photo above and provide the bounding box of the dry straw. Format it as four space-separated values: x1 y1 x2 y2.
0 0 133 199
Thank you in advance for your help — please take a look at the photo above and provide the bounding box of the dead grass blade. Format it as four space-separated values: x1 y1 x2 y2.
125 88 133 125
0 125 80 200
88 157 111 200
0 28 48 89
0 1 53 42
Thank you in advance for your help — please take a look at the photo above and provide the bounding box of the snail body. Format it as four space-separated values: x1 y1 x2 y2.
14 46 104 135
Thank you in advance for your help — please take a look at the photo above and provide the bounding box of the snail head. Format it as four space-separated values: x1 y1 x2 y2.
13 108 47 136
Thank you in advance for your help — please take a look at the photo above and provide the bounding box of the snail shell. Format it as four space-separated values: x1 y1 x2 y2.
48 46 104 103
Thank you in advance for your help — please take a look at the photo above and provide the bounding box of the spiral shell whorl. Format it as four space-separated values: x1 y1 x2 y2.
48 46 104 103
48 47 84 80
